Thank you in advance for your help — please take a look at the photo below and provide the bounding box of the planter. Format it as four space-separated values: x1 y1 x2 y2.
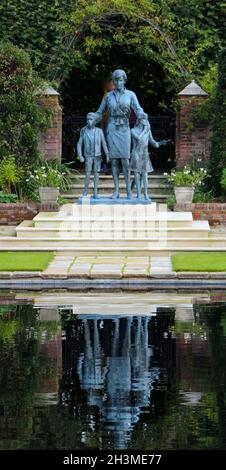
39 187 59 204
175 187 194 204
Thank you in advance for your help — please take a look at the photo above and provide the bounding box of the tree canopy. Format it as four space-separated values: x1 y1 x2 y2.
0 1 225 113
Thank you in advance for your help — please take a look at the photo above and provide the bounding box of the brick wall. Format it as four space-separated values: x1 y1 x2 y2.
176 96 211 168
37 93 62 162
0 203 39 225
174 203 226 224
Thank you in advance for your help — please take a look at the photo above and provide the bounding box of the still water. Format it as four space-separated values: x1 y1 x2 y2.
0 291 226 450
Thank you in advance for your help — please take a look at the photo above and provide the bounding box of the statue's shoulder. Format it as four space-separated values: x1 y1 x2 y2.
105 90 114 99
95 126 104 135
80 126 87 135
126 89 136 97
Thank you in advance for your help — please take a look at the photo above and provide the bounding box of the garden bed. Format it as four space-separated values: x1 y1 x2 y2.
0 202 39 225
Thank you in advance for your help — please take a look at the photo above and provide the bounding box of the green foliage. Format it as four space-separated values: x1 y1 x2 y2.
167 195 176 210
220 168 226 194
165 165 207 187
193 189 214 203
0 42 48 165
0 155 23 194
0 1 225 113
209 49 226 196
0 319 18 344
0 191 18 203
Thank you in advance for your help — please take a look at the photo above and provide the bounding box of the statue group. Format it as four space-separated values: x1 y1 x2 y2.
77 69 168 202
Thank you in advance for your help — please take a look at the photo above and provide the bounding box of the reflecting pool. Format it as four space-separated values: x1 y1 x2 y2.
0 291 226 450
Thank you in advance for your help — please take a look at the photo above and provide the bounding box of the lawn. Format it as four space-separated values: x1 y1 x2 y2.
0 252 54 271
172 252 226 272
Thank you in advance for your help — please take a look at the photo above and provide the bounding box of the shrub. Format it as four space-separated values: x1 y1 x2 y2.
0 192 18 203
209 49 226 195
0 42 48 165
0 155 23 193
221 169 226 194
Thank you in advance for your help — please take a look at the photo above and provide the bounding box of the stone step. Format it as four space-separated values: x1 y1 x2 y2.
16 231 210 239
70 173 168 181
1 238 226 252
65 174 172 203
68 182 170 188
32 209 197 229
16 220 210 239
1 236 225 249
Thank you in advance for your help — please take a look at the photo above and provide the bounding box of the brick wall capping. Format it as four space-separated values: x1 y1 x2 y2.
35 86 59 96
178 79 208 97
174 202 226 225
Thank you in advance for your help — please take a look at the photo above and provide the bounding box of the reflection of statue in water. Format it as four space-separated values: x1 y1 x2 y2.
130 112 169 201
76 315 159 449
77 112 109 198
94 69 144 199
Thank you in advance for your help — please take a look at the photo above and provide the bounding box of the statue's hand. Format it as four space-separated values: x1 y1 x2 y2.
106 154 110 163
79 157 85 163
160 139 171 146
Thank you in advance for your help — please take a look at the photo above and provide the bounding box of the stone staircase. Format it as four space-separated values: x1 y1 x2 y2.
62 172 172 203
1 202 226 254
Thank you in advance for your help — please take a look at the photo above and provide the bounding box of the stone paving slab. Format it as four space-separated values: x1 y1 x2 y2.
44 253 75 275
126 257 150 264
150 256 173 275
122 267 149 279
90 264 123 279
69 264 91 278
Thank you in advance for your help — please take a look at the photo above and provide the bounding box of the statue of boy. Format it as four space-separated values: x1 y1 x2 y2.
77 112 110 198
130 112 169 200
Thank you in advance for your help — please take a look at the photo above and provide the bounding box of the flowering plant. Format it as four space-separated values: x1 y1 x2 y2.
25 161 70 191
23 160 71 201
164 165 207 187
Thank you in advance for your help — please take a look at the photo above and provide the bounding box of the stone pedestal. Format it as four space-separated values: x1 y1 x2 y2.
78 196 153 205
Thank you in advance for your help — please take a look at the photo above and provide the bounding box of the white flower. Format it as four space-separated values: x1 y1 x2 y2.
197 158 202 162
163 172 168 176
25 179 29 182
30 175 34 178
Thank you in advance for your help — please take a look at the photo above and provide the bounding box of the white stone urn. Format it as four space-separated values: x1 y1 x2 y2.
39 187 59 204
174 187 194 204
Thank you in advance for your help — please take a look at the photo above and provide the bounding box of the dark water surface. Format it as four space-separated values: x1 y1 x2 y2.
0 291 226 450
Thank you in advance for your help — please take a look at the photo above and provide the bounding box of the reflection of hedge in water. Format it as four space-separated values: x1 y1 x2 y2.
0 304 59 450
131 304 224 450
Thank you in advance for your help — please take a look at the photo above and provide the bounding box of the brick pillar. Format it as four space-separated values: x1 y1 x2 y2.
36 86 62 162
176 80 210 168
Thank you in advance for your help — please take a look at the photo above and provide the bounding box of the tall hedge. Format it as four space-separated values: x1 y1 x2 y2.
0 42 47 165
209 49 226 196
